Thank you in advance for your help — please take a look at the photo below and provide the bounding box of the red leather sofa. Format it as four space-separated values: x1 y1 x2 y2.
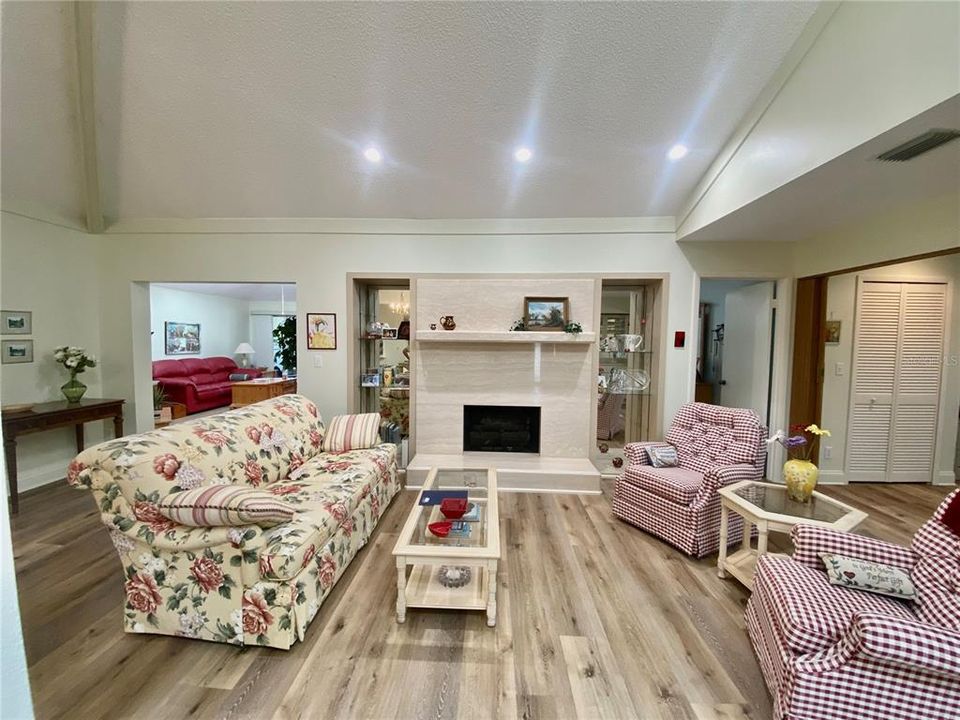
152 357 262 414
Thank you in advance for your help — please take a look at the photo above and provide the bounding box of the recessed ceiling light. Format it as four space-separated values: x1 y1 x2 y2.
363 146 383 163
667 143 689 161
513 146 533 163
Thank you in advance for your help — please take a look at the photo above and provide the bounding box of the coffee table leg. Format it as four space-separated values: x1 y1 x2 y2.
395 558 406 624
756 521 769 557
486 560 497 627
717 504 729 578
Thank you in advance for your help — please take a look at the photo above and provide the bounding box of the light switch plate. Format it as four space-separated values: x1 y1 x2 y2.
835 362 844 376
313 355 323 368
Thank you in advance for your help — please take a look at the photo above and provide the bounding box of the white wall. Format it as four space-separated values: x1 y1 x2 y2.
149 285 250 361
87 220 761 439
679 1 960 239
0 213 107 490
820 254 960 485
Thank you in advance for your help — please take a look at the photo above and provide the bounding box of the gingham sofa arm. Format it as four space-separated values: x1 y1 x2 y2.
622 441 671 467
693 464 759 506
797 612 960 679
791 525 915 570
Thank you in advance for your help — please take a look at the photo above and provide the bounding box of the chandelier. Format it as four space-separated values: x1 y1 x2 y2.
388 292 410 318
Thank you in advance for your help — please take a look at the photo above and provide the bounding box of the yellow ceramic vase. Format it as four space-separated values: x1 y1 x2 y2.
783 459 819 503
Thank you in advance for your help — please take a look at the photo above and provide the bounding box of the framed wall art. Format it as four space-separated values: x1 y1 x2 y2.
523 296 569 331
1 340 34 364
164 321 201 355
307 313 337 350
1 310 32 335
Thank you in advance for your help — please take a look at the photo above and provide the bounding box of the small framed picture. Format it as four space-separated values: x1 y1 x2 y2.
524 296 570 331
825 320 842 345
307 313 337 350
361 373 381 387
381 328 398 339
2 340 34 364
1 310 32 335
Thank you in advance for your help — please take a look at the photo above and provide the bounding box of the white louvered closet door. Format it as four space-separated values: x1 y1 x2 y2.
846 281 947 482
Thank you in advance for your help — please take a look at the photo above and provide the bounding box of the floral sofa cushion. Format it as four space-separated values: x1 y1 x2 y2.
258 444 395 581
73 395 326 508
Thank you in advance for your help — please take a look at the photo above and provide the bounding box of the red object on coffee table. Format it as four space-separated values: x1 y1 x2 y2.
440 498 468 519
428 521 453 537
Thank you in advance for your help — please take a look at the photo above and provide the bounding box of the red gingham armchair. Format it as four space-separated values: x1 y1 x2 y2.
611 402 766 557
746 489 960 720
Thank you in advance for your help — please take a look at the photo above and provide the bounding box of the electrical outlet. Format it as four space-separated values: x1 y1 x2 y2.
823 446 832 460
313 355 323 368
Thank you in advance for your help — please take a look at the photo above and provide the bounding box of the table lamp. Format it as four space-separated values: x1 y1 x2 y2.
235 342 255 368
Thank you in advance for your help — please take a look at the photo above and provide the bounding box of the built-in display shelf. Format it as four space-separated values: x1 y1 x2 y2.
415 330 596 344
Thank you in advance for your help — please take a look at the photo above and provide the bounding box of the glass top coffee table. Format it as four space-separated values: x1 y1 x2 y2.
717 480 868 590
392 467 500 626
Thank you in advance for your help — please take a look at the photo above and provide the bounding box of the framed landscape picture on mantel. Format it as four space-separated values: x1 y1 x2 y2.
165 321 201 355
524 296 569 331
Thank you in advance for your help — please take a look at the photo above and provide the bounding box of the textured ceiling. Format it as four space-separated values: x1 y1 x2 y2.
1 1 85 223
2 1 820 221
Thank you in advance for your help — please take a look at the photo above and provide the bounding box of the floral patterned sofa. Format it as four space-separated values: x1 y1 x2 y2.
68 394 399 649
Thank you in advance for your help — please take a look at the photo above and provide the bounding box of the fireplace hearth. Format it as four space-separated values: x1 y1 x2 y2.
463 405 541 454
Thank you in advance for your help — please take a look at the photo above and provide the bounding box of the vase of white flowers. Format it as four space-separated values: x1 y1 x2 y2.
54 346 97 403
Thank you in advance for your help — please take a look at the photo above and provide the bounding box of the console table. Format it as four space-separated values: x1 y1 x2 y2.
2 398 125 513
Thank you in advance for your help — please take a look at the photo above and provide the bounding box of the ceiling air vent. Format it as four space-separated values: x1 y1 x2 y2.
875 129 960 162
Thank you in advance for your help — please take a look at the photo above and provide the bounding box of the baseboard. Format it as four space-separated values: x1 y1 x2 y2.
935 470 958 486
12 464 68 492
817 470 848 485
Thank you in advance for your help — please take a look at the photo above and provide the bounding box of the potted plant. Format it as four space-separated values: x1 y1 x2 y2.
153 382 167 419
767 423 831 502
53 346 97 403
273 316 297 376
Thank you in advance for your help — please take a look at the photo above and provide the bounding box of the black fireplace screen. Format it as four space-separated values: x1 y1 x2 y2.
463 405 541 454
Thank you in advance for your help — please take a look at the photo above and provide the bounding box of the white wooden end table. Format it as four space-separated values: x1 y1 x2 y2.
392 467 500 626
717 480 867 590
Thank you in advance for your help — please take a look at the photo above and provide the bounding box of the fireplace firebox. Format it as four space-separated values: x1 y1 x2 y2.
463 405 541 454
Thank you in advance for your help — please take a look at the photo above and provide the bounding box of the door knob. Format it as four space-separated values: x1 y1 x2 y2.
719 380 727 386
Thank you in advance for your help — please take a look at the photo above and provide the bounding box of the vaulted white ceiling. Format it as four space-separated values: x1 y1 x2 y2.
1 0 820 223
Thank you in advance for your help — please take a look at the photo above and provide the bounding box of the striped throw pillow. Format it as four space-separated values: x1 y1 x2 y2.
322 413 382 453
157 486 296 527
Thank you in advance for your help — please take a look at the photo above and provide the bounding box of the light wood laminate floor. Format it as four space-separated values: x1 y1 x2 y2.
12 480 952 720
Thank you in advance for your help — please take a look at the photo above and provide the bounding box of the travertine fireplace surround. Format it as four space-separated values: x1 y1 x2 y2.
409 277 601 493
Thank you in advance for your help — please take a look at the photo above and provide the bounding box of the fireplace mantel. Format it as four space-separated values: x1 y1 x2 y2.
415 330 596 344
412 276 601 493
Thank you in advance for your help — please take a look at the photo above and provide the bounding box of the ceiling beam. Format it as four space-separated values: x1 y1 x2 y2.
71 1 103 233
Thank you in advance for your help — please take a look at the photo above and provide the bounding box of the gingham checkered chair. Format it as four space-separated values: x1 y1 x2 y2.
611 402 766 557
747 489 960 720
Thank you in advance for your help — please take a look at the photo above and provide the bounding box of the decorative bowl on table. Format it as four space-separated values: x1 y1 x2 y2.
428 521 453 538
440 498 468 519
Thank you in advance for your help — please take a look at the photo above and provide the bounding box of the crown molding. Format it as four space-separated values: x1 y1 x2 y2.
103 216 677 236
